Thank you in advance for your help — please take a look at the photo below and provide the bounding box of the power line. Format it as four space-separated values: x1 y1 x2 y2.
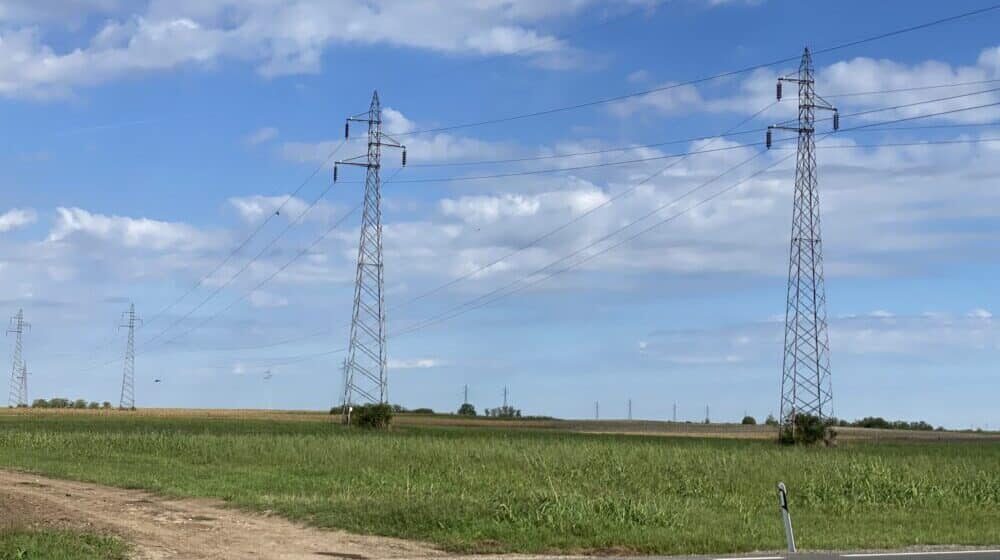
142 158 345 348
142 141 346 330
390 103 1000 338
393 100 780 311
392 149 773 338
160 201 364 347
401 86 1000 175
178 130 1000 367
396 4 1000 136
161 162 409 348
163 108 1000 358
825 77 1000 99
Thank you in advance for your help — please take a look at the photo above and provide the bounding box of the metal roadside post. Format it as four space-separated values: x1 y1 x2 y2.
777 482 796 553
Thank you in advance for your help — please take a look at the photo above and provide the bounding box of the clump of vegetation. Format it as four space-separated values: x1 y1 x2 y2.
484 405 521 418
457 403 476 416
350 403 394 429
0 529 129 559
31 398 105 410
846 416 937 431
779 413 831 446
741 415 757 425
764 414 779 426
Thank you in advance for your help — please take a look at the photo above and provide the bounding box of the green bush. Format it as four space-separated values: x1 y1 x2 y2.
741 415 757 425
457 403 476 416
412 407 435 414
31 399 49 408
351 403 394 429
779 413 830 446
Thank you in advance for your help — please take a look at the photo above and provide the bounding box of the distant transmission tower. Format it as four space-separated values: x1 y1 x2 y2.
7 309 29 408
767 48 839 429
336 91 407 410
118 303 141 410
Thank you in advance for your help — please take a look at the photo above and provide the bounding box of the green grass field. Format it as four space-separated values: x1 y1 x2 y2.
0 529 127 560
0 411 998 555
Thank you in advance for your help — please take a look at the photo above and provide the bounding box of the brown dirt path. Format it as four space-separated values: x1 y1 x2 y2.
0 469 445 560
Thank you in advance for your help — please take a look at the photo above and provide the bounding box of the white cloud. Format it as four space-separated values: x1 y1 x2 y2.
609 45 1000 124
388 358 445 370
245 126 278 145
0 1 600 98
227 194 337 225
0 208 37 232
282 107 518 166
47 207 219 251
968 308 993 320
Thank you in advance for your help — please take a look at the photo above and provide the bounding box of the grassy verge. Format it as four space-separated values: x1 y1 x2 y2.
0 529 127 560
0 412 997 554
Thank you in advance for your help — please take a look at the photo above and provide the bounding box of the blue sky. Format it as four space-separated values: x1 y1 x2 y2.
1 0 999 428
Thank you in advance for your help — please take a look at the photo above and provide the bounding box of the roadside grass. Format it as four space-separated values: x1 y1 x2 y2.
0 412 997 554
0 529 127 560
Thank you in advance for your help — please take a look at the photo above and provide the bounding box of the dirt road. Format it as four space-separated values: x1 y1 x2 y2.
0 469 444 559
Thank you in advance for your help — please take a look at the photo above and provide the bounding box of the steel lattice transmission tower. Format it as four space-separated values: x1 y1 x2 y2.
767 48 839 427
119 303 142 410
7 309 29 408
335 91 406 409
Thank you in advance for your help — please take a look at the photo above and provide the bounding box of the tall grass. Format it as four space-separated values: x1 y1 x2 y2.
0 413 997 554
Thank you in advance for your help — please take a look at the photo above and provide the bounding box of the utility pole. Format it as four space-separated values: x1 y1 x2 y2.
595 401 599 420
767 48 839 432
705 405 710 424
503 386 508 408
7 309 29 408
627 399 632 421
673 402 677 423
119 303 141 410
464 384 469 404
336 91 406 412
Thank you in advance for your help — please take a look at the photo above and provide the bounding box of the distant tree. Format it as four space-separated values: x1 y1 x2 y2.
764 414 779 426
485 405 521 418
412 407 435 414
329 405 345 415
457 403 476 416
102 402 112 409
351 403 394 429
31 399 49 408
73 399 88 409
88 401 100 409
779 413 830 446
741 415 757 425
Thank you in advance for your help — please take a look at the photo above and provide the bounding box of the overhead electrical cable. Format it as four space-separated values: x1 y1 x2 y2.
142 141 347 330
395 4 1000 136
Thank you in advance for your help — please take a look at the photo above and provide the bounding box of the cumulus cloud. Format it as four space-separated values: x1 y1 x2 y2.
0 208 37 232
0 1 604 98
47 207 219 251
609 46 1000 124
282 107 519 166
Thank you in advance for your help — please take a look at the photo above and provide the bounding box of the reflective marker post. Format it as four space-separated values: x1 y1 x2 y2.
777 482 796 553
